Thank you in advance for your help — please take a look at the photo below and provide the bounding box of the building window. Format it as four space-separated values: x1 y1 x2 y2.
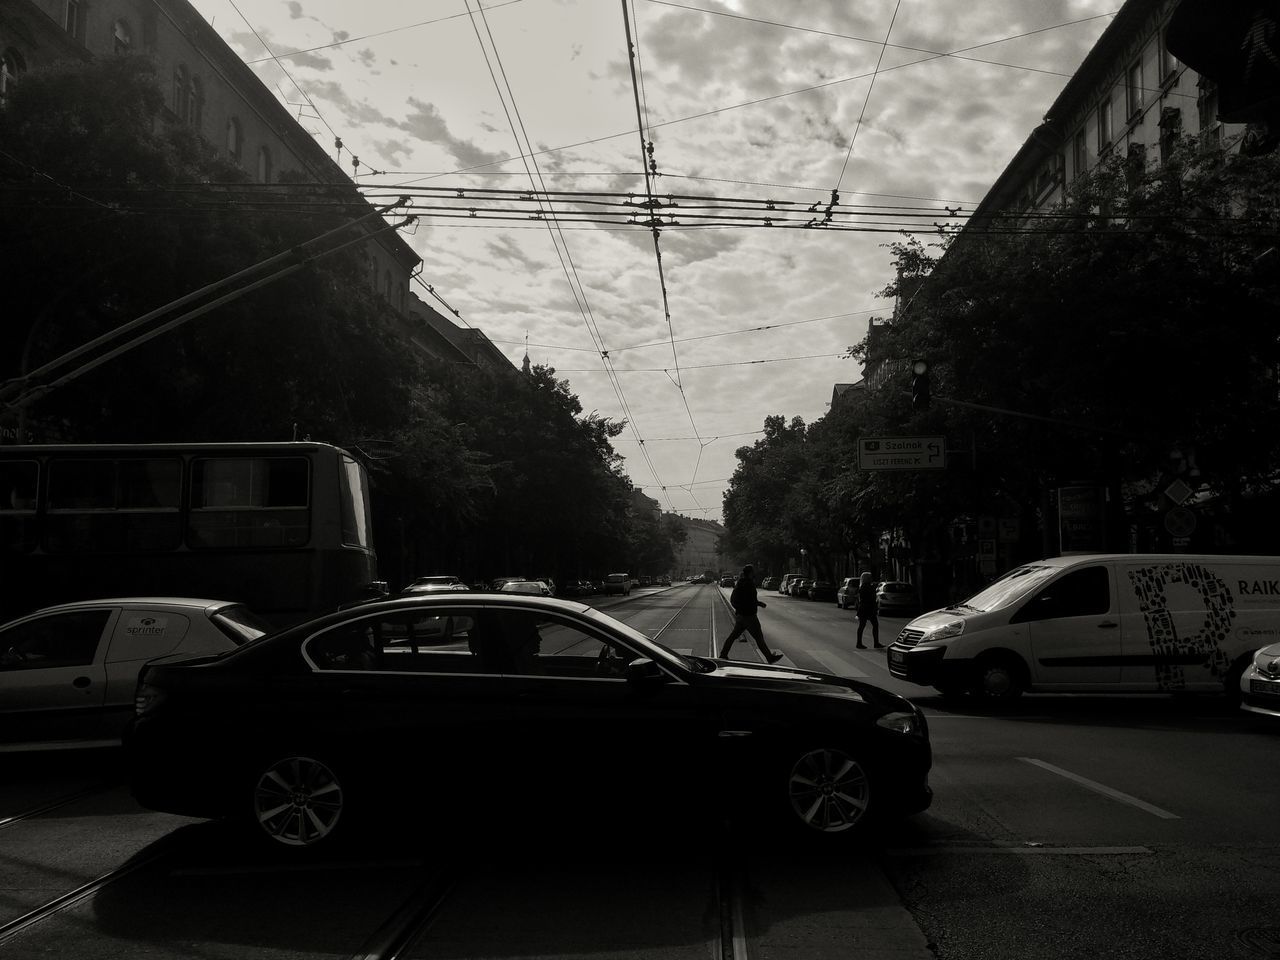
226 118 243 162
173 65 189 121
1158 29 1177 84
383 270 393 300
111 18 132 54
257 145 272 183
1097 97 1114 153
187 76 203 130
1072 127 1088 180
1 48 25 105
65 0 86 41
1126 60 1143 120
1158 107 1182 162
1197 77 1221 147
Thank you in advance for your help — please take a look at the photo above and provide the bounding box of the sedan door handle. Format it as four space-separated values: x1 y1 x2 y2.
72 676 92 688
1097 621 1119 629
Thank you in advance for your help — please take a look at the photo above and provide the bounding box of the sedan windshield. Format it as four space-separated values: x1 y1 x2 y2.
579 606 693 673
957 564 1058 612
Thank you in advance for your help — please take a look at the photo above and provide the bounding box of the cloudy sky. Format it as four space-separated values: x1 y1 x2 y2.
190 0 1118 521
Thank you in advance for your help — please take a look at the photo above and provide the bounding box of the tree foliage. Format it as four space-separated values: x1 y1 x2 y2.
723 136 1280 580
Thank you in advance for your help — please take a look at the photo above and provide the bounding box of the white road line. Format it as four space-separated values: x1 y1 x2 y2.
804 648 868 678
888 845 1153 856
1017 757 1181 819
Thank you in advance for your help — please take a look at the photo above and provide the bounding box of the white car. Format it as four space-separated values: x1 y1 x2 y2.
0 598 271 751
401 576 470 595
499 580 552 596
1240 641 1280 718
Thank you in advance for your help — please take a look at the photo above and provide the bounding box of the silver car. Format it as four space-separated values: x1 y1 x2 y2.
401 576 471 595
0 598 271 751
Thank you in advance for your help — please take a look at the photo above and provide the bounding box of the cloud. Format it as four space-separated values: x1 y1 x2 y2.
397 98 509 169
286 50 333 71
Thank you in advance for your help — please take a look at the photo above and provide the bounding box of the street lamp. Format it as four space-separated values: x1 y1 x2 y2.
800 547 807 575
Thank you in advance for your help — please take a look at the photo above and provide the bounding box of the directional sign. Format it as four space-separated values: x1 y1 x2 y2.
858 436 946 471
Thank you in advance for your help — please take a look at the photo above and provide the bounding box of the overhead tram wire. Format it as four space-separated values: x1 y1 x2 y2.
834 0 902 195
464 0 674 508
622 0 709 510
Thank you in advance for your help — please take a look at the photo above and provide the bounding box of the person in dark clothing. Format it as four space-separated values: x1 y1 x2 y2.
720 564 783 663
855 571 882 649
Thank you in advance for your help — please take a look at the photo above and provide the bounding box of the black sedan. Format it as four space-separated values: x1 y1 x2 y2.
126 595 931 851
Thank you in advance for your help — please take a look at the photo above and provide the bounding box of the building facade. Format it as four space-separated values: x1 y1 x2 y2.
964 0 1246 231
1 0 420 313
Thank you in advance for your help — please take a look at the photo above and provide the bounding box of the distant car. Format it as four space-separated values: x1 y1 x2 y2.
790 578 812 597
808 581 837 602
837 577 857 609
761 577 779 590
719 575 735 588
876 581 916 614
779 574 802 595
490 577 525 592
127 593 933 850
401 576 470 595
500 580 552 596
0 597 271 750
560 580 594 597
603 573 632 596
1241 641 1280 719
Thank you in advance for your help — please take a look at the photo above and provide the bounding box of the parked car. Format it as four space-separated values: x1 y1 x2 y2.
500 580 552 596
807 581 837 602
400 576 470 595
560 580 595 598
875 581 916 613
837 577 857 609
790 578 812 597
126 594 932 850
1240 640 1280 719
657 576 672 587
779 574 802 594
1 598 271 750
490 577 525 592
602 573 632 595
761 577 779 590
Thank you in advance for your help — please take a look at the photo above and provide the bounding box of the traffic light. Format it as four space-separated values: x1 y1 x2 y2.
910 359 930 411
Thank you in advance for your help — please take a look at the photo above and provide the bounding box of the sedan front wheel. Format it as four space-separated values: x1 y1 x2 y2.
252 755 345 848
785 746 872 836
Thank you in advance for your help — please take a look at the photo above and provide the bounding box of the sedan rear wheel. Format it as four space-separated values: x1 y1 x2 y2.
785 746 872 836
252 755 345 848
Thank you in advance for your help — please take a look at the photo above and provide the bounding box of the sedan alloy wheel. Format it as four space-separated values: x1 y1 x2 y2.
253 755 345 847
786 746 871 834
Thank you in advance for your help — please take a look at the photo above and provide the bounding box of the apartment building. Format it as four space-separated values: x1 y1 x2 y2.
965 0 1246 231
1 0 420 314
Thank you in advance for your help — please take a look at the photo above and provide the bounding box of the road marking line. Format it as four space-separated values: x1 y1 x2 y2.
888 845 1153 856
1017 757 1181 819
805 648 868 678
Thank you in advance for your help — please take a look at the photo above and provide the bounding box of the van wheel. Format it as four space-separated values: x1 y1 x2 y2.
974 655 1025 700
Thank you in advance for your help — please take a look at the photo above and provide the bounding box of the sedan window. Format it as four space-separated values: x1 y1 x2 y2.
307 612 484 674
490 610 635 679
0 609 112 670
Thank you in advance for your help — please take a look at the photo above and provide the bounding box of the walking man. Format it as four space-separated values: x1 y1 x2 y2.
855 571 882 649
719 564 783 663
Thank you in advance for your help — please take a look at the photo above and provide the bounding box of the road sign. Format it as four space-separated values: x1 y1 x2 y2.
858 436 946 471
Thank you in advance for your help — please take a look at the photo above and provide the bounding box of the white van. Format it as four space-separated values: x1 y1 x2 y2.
887 554 1280 700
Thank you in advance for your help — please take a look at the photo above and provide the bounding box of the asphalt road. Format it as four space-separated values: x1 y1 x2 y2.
1 581 1276 960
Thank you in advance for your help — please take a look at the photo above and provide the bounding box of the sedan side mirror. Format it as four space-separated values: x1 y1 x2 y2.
624 657 667 686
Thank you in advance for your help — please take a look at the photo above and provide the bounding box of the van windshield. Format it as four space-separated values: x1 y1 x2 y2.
957 564 1058 613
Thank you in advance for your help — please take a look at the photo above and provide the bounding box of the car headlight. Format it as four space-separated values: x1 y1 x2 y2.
923 619 965 642
875 710 923 737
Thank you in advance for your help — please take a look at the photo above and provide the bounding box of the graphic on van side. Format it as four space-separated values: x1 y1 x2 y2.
1127 563 1234 689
